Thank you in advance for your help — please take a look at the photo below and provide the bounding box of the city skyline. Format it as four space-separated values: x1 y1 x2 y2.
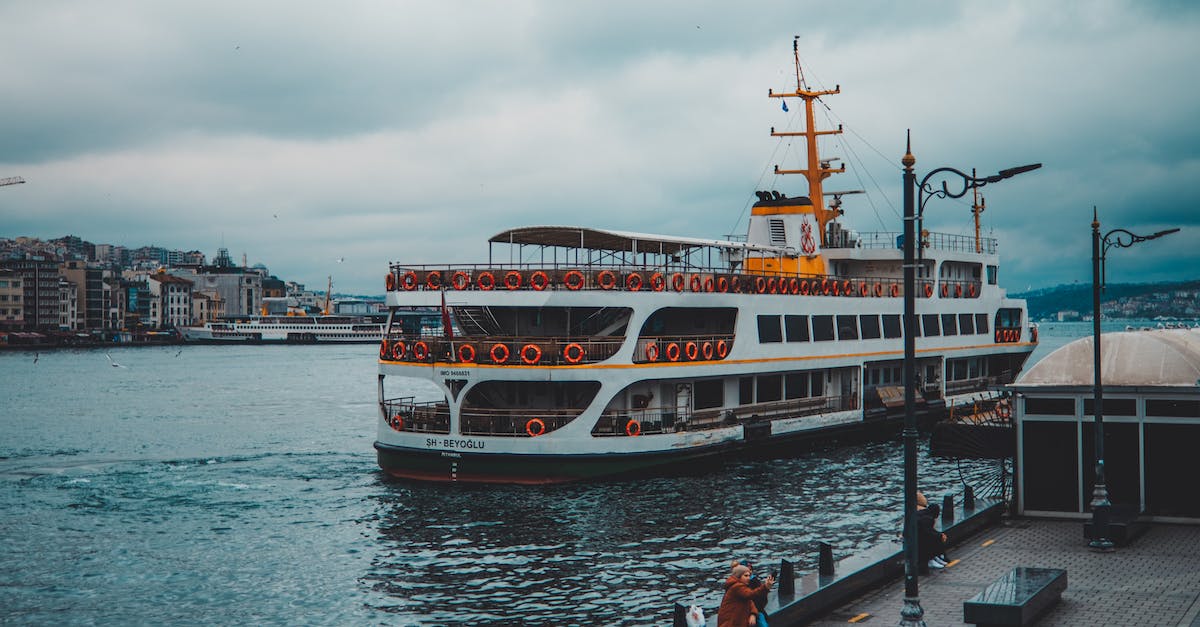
1 2 1197 295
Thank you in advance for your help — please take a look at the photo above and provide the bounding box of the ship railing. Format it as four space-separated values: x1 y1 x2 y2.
825 230 998 254
385 265 964 299
379 335 624 366
459 407 584 437
591 394 856 437
632 334 735 363
381 397 451 434
945 375 1004 396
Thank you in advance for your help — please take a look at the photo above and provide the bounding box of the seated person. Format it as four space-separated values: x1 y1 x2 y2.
916 491 948 570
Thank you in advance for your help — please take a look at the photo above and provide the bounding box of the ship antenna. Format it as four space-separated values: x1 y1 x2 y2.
793 36 806 91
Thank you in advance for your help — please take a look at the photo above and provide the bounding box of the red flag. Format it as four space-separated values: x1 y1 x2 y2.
441 290 453 339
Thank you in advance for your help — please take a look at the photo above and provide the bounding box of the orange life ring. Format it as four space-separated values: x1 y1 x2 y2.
685 341 699 360
799 279 811 296
787 277 798 295
702 341 714 360
940 283 950 298
968 283 978 297
490 343 510 364
717 276 729 293
955 283 963 298
690 275 703 292
874 283 883 297
755 277 767 294
995 330 1003 343
831 280 840 296
379 340 389 360
821 278 831 295
476 272 496 291
859 282 869 297
924 284 934 298
564 270 585 290
666 342 681 362
704 277 715 292
452 271 471 290
730 275 742 293
529 271 549 291
385 273 396 292
425 271 442 290
625 419 642 437
391 341 406 360
671 273 686 292
767 277 778 294
598 270 617 290
644 342 660 362
1031 327 1039 342
563 343 585 364
890 284 900 297
526 418 546 437
457 344 476 363
504 270 523 290
389 414 404 432
626 272 643 292
402 271 418 291
842 280 852 296
520 343 542 365
650 273 666 292
412 340 429 361
716 339 729 358
996 404 1011 420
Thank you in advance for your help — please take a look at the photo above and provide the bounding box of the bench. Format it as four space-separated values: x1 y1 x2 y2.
963 567 1066 626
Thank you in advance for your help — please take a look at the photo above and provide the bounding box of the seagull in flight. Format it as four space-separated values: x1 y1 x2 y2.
336 257 345 263
105 353 125 368
33 352 39 364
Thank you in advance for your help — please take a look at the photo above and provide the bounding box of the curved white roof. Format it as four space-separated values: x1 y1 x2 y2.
1017 328 1200 387
488 226 787 255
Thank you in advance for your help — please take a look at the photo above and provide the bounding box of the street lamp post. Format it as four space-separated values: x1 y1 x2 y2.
899 132 1039 626
1088 207 1178 550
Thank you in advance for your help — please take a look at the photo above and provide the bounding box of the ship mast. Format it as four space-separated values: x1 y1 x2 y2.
769 37 844 246
971 168 985 254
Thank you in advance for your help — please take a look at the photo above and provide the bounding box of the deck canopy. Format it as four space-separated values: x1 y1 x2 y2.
488 225 785 255
1017 328 1200 387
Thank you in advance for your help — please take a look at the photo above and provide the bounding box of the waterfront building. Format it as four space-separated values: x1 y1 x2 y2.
0 269 23 330
148 271 194 329
1 256 62 330
57 277 78 330
59 260 114 332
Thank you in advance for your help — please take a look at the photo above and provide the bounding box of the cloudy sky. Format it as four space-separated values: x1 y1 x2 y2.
1 1 1196 295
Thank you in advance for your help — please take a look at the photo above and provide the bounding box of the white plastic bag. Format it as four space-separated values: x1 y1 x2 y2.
684 604 705 627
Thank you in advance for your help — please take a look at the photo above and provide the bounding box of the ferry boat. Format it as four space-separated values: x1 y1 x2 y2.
373 46 1037 484
180 314 386 343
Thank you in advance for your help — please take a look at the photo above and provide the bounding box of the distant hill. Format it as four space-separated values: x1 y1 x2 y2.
1014 280 1200 321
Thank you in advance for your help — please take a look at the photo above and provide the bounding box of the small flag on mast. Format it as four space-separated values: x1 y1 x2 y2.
781 99 789 112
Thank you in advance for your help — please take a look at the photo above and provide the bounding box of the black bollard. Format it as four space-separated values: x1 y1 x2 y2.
942 494 955 524
673 602 687 627
779 558 795 597
964 485 975 511
818 541 835 576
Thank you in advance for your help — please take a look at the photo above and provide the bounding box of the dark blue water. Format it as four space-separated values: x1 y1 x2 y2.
0 326 1092 625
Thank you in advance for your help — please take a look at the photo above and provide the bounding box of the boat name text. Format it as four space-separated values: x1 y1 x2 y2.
426 438 486 450
439 369 471 377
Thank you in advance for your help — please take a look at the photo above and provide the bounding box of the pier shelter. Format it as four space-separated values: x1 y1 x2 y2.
1010 328 1200 522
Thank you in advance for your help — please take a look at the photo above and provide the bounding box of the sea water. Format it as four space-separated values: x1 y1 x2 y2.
0 324 1096 625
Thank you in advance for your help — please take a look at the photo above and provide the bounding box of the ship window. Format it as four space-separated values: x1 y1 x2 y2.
941 314 958 336
959 313 975 335
921 314 940 336
694 379 724 410
860 315 881 339
882 315 901 339
1024 397 1075 416
768 218 787 247
905 315 922 337
739 377 754 404
811 315 835 341
811 371 825 396
837 315 858 340
1145 399 1200 417
784 315 810 342
785 372 808 399
987 265 998 285
757 375 782 402
1083 398 1136 416
757 315 782 343
975 313 989 334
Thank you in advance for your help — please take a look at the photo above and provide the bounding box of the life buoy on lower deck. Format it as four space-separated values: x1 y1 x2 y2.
996 403 1012 420
529 270 549 291
625 419 642 437
563 343 585 364
490 343 510 363
702 341 714 360
520 343 542 365
955 283 963 298
650 273 666 292
665 342 681 362
412 341 430 362
385 273 396 292
690 275 703 293
389 414 404 432
859 282 869 297
402 271 418 291
924 284 934 298
597 270 617 290
626 272 643 292
390 341 406 360
564 270 586 290
715 339 729 358
890 284 900 297
644 342 660 362
1031 326 1039 342
968 283 978 297
717 276 729 293
451 271 471 290
425 271 442 290
457 344 476 363
874 283 883 297
379 340 390 360
504 270 523 290
685 341 699 361
671 273 686 292
476 272 496 291
526 418 546 437
940 283 949 298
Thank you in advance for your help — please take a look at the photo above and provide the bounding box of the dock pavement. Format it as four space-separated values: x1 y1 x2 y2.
806 518 1200 626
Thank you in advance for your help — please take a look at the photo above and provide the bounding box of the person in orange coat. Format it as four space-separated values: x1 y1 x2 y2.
717 564 774 627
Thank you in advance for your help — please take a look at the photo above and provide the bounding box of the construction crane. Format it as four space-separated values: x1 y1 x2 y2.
0 176 25 188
